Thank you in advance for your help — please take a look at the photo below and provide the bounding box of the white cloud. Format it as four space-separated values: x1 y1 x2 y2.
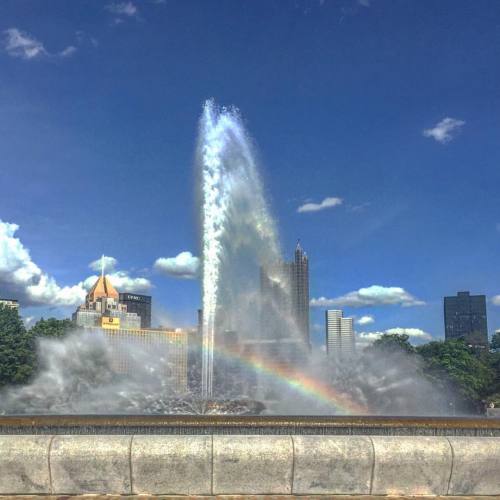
106 2 138 17
356 315 375 326
88 255 118 273
154 252 200 279
3 28 77 60
59 45 77 58
492 295 500 306
357 327 433 345
385 327 432 340
310 285 425 308
357 331 384 343
4 28 47 59
423 117 465 144
0 219 86 306
297 197 343 213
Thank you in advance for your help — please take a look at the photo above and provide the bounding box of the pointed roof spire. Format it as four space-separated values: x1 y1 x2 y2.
87 274 119 301
101 254 105 278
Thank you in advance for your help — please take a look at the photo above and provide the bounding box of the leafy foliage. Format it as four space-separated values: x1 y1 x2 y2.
369 333 416 354
491 331 500 351
417 340 495 405
30 317 77 339
0 304 35 387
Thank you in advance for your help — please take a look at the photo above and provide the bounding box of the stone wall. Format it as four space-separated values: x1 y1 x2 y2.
0 435 499 495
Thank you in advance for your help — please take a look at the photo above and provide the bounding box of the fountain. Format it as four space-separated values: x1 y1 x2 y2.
197 100 295 399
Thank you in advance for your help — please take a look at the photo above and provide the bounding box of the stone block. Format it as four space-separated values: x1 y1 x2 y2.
131 435 211 494
371 436 451 495
50 435 131 494
292 435 373 494
448 437 500 495
213 435 293 494
0 435 52 494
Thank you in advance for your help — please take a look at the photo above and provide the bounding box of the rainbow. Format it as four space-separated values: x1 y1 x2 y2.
212 344 368 415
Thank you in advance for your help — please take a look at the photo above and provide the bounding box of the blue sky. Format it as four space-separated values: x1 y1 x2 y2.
0 0 499 346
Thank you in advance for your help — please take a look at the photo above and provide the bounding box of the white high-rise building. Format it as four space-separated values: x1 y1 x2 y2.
325 310 342 354
325 309 355 359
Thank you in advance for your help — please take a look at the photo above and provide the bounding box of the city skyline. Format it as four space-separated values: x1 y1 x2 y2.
0 1 499 348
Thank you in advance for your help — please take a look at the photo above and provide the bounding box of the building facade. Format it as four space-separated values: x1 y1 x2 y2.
119 293 152 328
73 275 141 329
97 325 187 392
291 242 310 346
73 274 187 392
0 299 19 310
259 241 310 346
325 309 355 359
444 291 488 346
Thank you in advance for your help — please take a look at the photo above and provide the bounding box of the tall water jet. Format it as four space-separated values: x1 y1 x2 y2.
197 100 284 398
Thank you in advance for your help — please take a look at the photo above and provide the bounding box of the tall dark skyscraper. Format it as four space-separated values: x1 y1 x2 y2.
119 293 152 328
444 291 488 346
292 241 310 346
260 241 310 346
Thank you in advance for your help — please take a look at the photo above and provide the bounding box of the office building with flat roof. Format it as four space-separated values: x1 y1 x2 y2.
0 298 19 310
119 293 152 328
444 291 488 346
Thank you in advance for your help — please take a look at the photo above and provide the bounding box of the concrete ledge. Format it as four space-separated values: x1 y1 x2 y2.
448 437 500 495
131 434 212 495
292 435 373 494
2 497 500 500
0 434 498 495
371 436 452 496
0 435 52 494
213 435 293 494
50 435 132 494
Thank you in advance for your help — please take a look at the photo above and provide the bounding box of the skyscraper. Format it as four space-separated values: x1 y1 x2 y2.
292 241 310 346
259 241 310 346
444 291 488 346
325 309 355 358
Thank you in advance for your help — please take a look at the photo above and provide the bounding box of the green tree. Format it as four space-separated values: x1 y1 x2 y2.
369 333 416 354
491 331 500 351
417 340 495 406
30 317 76 339
0 304 35 387
483 350 500 406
